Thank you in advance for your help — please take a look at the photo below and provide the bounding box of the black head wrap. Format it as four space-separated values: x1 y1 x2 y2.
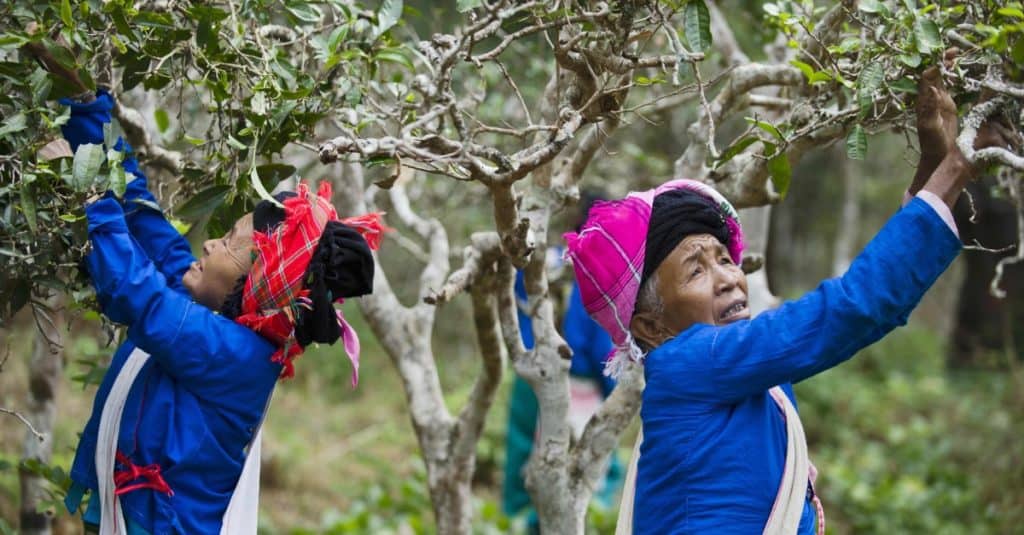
641 188 731 285
253 191 297 233
294 220 375 347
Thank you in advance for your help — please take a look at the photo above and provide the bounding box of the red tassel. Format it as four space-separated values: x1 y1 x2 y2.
340 212 390 251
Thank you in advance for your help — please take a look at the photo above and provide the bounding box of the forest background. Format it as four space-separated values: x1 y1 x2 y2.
1 0 1023 533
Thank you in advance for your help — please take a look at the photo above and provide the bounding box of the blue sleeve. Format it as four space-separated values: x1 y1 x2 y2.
62 90 195 292
85 199 280 408
644 198 961 405
515 270 535 349
564 283 616 396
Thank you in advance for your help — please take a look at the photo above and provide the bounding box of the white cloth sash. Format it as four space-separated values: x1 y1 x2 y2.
96 348 263 535
614 386 819 535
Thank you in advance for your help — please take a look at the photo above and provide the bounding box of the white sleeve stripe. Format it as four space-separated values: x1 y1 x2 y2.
914 190 959 239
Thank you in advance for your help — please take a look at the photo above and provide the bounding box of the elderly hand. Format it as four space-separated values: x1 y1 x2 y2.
916 53 959 162
21 22 93 102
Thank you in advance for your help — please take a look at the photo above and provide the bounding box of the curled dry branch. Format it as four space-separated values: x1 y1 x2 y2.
957 97 1024 171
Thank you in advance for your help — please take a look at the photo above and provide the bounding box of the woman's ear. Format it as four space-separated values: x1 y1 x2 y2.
630 312 668 351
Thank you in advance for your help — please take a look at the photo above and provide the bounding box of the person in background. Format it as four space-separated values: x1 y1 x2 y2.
502 191 623 533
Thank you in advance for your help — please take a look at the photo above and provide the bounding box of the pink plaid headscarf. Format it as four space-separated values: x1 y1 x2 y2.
563 179 744 378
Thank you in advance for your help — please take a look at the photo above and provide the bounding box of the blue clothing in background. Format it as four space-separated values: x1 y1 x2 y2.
61 92 282 534
502 272 622 521
635 198 961 534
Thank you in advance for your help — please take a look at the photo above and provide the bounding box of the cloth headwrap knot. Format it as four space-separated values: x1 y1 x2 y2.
235 181 386 384
563 179 744 379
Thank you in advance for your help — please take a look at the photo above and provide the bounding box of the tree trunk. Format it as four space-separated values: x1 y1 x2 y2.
832 152 861 277
740 206 779 314
19 299 63 535
950 179 1024 367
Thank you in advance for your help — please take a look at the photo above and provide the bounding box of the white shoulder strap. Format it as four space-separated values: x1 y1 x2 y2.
763 386 810 535
95 347 265 535
96 348 151 535
613 386 811 535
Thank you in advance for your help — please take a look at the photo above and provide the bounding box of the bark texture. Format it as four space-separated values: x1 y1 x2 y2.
18 300 63 535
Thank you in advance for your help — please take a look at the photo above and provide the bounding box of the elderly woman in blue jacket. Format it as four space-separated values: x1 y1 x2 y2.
564 66 1014 534
58 90 384 534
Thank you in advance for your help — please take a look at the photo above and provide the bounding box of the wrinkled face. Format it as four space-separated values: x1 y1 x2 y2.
633 234 749 348
182 213 255 310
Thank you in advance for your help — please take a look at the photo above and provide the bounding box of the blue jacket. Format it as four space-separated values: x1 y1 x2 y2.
62 92 282 534
635 198 961 534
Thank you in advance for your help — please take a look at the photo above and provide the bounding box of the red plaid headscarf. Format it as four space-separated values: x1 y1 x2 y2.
235 181 385 382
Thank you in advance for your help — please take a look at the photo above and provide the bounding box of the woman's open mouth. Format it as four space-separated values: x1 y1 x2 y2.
719 299 748 322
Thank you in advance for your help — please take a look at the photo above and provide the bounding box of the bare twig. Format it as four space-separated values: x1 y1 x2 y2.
0 408 45 443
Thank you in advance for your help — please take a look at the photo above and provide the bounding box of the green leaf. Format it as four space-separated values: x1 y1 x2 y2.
0 33 30 48
914 18 942 54
457 0 483 12
745 117 786 141
0 112 26 137
70 143 104 192
997 7 1024 19
183 135 206 146
154 109 170 133
899 53 922 68
174 185 230 219
683 0 713 52
767 152 791 198
377 0 404 37
286 2 323 22
249 166 279 205
858 0 884 13
131 198 163 213
20 184 37 234
790 60 815 82
374 48 415 71
60 0 74 28
846 125 867 160
857 62 884 117
715 136 759 169
255 163 296 186
109 166 127 198
890 77 918 93
226 135 248 151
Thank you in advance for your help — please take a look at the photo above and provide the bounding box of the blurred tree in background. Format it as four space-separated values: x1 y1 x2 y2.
1 0 1022 533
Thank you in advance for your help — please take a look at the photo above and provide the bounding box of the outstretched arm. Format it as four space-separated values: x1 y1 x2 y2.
61 92 195 290
644 195 961 405
85 198 279 410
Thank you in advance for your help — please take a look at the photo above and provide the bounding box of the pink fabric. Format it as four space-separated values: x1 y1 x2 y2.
563 179 744 375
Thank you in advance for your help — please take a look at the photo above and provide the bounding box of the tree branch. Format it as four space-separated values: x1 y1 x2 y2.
113 101 183 176
957 97 1024 171
453 266 507 462
425 232 501 306
1 408 44 443
570 363 643 496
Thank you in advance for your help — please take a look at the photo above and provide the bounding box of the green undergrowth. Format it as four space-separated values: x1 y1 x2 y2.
2 310 1021 534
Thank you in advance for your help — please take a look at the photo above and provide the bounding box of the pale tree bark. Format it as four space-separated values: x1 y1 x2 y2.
312 1 1022 532
19 297 63 535
832 150 861 277
330 162 510 533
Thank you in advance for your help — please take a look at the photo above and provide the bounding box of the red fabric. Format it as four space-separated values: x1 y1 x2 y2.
235 181 384 378
114 451 173 496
